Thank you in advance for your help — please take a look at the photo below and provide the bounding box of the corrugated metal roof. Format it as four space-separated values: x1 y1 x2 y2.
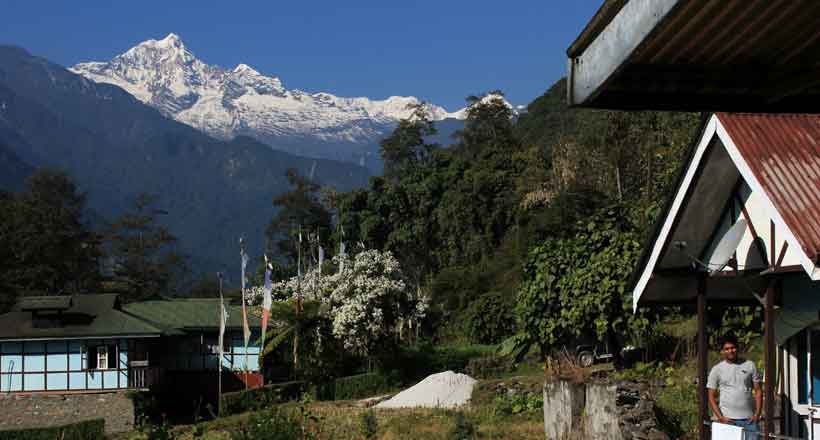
123 298 262 332
568 0 820 111
717 113 820 262
0 294 162 340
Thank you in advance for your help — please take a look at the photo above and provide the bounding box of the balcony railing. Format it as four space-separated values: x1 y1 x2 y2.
128 365 161 390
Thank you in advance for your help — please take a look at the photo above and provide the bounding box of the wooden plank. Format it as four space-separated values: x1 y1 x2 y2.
698 275 708 440
764 280 776 437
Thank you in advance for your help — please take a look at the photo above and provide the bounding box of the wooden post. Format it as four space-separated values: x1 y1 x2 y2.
698 275 708 440
764 281 776 437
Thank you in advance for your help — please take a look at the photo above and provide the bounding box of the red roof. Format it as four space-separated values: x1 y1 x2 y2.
717 113 820 261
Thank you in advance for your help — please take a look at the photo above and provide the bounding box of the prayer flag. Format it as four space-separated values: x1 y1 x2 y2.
240 243 251 349
261 264 272 344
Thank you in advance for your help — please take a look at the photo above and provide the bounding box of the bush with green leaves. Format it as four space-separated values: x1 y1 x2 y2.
334 373 391 400
359 410 378 439
464 355 514 379
221 381 305 416
229 406 303 440
0 418 104 440
516 205 647 357
493 392 543 415
463 291 516 344
448 411 476 440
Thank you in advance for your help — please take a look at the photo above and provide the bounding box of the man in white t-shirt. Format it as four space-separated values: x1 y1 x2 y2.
707 334 762 439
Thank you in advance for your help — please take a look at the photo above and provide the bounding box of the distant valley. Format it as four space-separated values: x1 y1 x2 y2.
0 45 369 281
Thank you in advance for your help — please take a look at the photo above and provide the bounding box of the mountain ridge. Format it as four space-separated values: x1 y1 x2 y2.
70 34 472 170
0 44 369 281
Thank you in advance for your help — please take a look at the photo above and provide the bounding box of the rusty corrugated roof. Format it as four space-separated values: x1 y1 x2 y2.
717 113 820 261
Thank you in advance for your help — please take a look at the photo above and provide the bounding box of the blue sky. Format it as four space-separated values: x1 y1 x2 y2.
1 1 601 111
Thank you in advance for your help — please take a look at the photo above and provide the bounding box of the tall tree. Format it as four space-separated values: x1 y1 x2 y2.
0 169 100 298
266 168 332 267
107 193 186 302
379 103 438 179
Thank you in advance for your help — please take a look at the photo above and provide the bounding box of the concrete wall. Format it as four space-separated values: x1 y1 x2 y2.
543 380 667 440
0 391 135 434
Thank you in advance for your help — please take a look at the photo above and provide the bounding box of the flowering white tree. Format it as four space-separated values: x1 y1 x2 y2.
248 249 428 355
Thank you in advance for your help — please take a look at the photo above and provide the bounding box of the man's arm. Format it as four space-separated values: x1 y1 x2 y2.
751 381 762 422
708 388 730 424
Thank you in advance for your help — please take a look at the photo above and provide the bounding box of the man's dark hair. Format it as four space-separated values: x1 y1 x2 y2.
719 334 739 349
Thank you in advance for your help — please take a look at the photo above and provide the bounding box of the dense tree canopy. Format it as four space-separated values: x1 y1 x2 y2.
333 80 699 348
0 169 100 307
107 193 187 302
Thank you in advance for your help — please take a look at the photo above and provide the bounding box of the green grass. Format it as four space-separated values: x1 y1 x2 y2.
117 364 547 440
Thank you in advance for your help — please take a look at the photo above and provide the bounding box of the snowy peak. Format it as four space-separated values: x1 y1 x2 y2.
450 93 518 120
70 34 465 167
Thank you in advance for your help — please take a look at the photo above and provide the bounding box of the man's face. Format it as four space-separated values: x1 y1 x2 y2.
721 342 738 362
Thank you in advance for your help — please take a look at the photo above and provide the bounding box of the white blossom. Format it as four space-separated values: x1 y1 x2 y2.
246 249 426 355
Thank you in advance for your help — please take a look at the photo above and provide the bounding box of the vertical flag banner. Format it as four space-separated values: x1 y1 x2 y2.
318 245 324 269
338 241 347 274
261 257 272 346
240 239 251 349
217 272 228 366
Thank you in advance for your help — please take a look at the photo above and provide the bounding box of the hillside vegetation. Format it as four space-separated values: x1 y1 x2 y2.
331 79 699 349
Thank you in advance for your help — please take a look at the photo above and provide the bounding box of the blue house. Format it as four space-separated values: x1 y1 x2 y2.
0 294 262 394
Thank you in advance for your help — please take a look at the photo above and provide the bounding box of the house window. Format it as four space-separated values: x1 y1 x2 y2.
88 345 117 370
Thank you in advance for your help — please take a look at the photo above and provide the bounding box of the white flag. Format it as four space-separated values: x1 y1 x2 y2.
338 241 347 273
239 244 250 349
318 245 324 268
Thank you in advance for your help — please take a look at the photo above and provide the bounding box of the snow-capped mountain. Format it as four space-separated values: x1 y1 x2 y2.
71 33 467 169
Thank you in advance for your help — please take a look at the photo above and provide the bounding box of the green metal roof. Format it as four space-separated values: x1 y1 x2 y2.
0 294 162 340
17 296 72 311
122 298 262 333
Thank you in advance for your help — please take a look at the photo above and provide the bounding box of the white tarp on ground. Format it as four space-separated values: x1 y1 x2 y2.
376 371 477 409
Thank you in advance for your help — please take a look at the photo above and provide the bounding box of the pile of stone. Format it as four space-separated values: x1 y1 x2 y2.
616 381 669 440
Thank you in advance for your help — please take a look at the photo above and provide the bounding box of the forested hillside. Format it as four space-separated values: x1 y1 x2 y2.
330 79 700 347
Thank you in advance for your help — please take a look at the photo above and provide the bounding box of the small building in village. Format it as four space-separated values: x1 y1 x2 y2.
630 112 820 438
0 294 262 395
567 0 820 438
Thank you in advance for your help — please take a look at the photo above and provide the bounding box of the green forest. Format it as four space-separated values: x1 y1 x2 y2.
0 78 702 354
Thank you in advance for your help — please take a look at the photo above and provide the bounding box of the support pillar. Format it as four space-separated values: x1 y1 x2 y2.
764 281 776 437
698 275 708 440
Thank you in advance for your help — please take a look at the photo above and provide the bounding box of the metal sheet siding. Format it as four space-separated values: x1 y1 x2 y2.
717 113 820 262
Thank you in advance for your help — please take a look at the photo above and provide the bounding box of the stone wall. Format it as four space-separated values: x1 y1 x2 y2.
0 391 134 434
543 380 668 440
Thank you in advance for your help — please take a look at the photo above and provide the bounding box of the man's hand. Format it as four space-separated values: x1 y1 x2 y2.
750 414 761 423
718 416 732 424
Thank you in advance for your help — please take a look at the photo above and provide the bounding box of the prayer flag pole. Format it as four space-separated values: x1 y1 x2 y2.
217 272 225 416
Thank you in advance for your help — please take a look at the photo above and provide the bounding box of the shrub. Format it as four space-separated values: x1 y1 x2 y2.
655 374 698 439
463 292 516 344
0 418 104 440
221 381 306 416
334 373 391 400
229 406 303 440
127 391 162 426
448 412 475 440
464 355 514 379
493 392 543 415
359 410 378 439
378 344 496 384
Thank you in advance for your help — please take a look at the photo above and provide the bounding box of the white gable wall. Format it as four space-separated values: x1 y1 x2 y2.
703 180 803 273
